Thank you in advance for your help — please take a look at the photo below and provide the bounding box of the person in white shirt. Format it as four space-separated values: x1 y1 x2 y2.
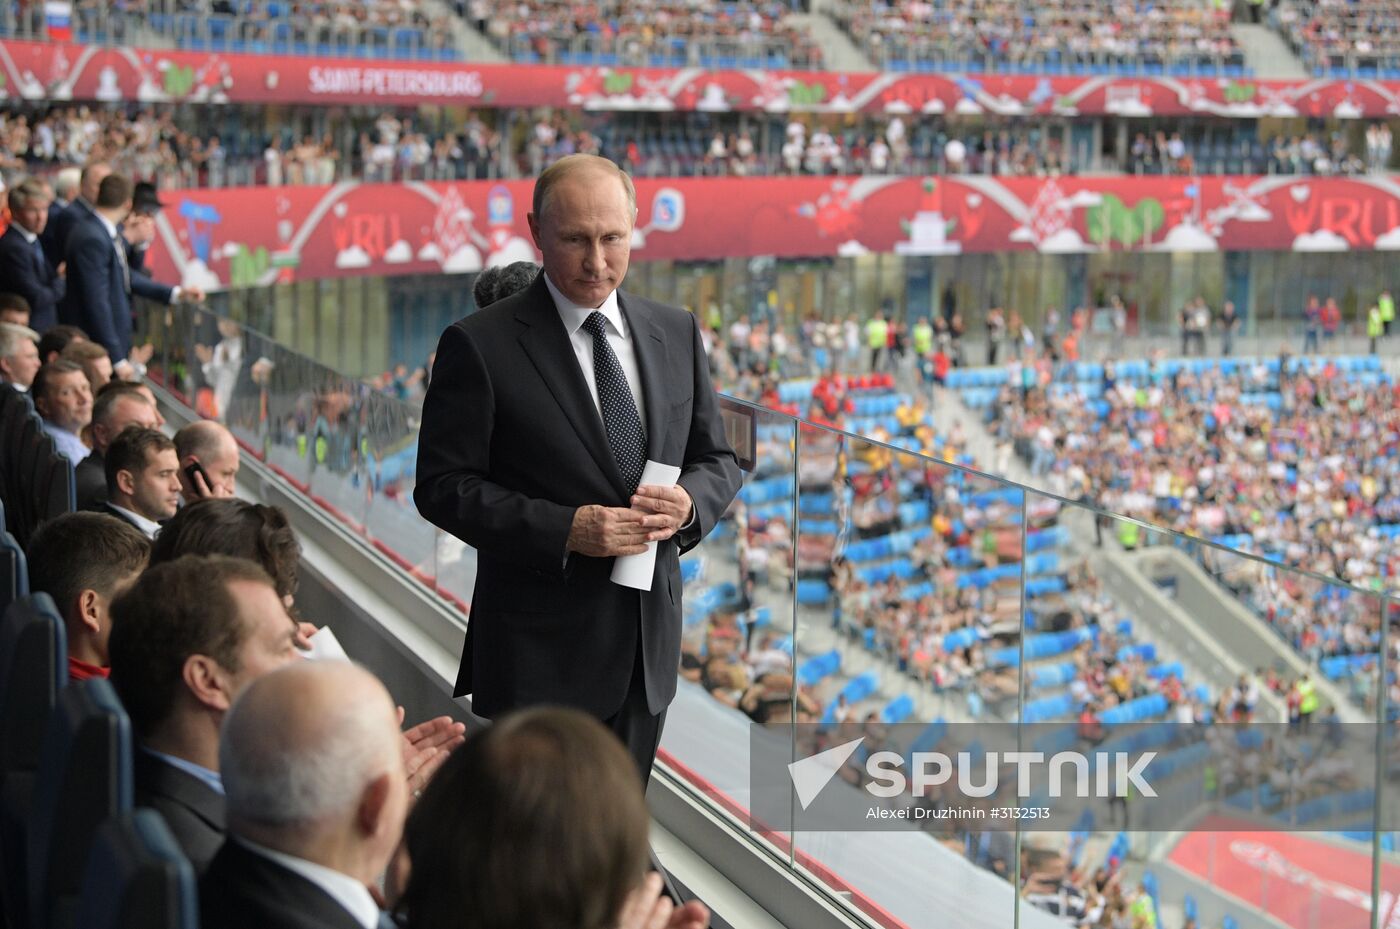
32 358 92 463
195 318 244 423
869 138 890 173
102 426 182 538
201 660 408 929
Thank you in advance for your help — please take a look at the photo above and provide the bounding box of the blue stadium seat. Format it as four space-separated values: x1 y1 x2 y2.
0 592 67 929
797 649 841 688
0 528 25 618
881 694 915 724
28 678 134 929
74 811 198 929
0 593 66 778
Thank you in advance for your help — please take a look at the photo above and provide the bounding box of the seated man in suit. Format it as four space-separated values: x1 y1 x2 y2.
0 178 64 331
31 359 92 463
109 554 462 873
75 382 160 511
0 321 40 392
102 426 182 538
202 661 407 929
25 512 150 681
108 555 305 873
174 419 242 502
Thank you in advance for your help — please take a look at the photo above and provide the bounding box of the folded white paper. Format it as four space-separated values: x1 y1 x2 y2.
303 625 350 662
611 459 683 591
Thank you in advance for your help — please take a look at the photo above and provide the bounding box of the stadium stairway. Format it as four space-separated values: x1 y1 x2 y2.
1232 23 1307 79
427 0 507 62
788 2 874 72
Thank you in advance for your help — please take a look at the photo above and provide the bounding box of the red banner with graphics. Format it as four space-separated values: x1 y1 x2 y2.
138 175 1400 290
6 38 1400 119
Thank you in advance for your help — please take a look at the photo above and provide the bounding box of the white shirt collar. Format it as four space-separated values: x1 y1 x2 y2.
94 211 118 240
107 502 162 539
14 224 37 244
234 837 381 929
543 273 625 340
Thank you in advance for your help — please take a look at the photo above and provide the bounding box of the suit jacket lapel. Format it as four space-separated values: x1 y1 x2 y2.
619 291 668 465
139 752 226 832
514 277 630 500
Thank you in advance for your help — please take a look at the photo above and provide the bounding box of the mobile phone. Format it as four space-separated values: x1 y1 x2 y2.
184 459 213 494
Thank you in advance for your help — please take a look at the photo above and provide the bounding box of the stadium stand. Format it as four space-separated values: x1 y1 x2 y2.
475 0 825 68
1273 0 1400 76
829 0 1248 75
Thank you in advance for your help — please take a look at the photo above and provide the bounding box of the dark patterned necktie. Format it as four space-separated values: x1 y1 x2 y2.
582 311 646 493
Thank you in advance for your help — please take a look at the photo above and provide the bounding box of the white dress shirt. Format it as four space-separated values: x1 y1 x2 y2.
543 273 647 429
106 503 162 539
235 837 381 929
542 274 695 539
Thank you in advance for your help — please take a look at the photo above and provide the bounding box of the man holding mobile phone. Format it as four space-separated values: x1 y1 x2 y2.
174 420 241 502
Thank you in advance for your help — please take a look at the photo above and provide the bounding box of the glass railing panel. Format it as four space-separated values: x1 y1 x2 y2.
1376 591 1400 929
140 300 1396 929
1039 507 1386 929
774 416 1027 929
658 399 799 861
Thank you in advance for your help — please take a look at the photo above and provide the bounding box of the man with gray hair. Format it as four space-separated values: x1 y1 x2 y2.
0 177 65 330
201 661 407 929
51 166 81 210
0 321 40 392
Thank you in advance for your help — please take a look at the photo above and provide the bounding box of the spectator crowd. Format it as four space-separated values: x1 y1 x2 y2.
464 0 824 67
1274 0 1400 74
831 0 1244 72
4 103 1397 191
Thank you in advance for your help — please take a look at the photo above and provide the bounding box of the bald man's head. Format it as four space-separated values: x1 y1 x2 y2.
221 661 407 879
175 419 240 499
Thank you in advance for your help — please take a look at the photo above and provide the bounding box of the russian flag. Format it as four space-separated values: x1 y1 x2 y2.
44 1 73 42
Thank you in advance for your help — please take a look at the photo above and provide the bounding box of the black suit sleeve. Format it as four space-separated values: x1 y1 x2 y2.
130 269 174 304
414 323 578 576
673 311 742 553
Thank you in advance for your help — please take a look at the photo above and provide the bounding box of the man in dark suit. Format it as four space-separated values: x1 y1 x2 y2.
43 162 108 270
0 178 65 331
100 425 183 539
415 154 741 782
109 553 463 874
201 661 407 929
75 382 160 511
58 173 141 374
50 164 197 328
108 555 304 872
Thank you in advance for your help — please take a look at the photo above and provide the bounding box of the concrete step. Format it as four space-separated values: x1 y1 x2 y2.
1233 22 1308 79
787 8 873 72
424 0 507 62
